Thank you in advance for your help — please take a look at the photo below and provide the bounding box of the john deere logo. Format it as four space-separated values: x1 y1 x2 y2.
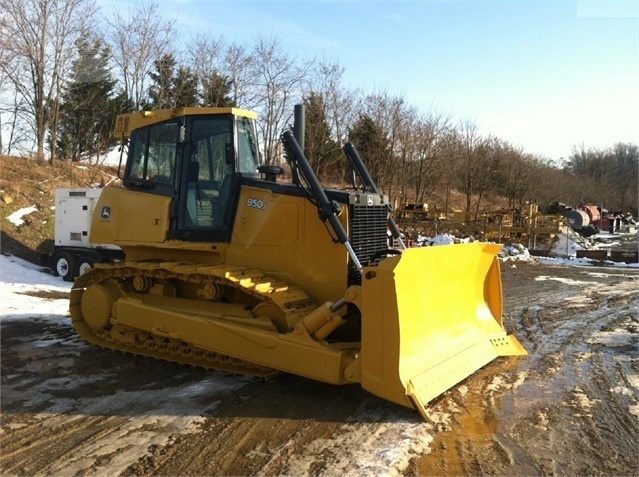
101 206 111 219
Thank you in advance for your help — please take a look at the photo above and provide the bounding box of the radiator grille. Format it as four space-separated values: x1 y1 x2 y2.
348 204 389 286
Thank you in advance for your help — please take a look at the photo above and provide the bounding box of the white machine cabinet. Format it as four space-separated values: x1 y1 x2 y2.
48 188 123 281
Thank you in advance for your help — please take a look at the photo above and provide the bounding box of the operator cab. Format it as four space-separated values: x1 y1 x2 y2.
119 108 260 242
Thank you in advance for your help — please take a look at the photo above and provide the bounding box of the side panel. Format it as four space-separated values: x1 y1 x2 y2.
90 187 171 245
233 188 300 248
226 185 349 305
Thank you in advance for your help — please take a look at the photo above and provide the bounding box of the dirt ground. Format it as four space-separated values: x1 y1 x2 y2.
1 259 638 476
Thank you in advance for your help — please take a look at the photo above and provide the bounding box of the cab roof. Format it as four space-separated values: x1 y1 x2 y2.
113 107 257 140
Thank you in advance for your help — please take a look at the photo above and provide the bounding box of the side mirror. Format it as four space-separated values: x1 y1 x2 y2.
258 165 284 183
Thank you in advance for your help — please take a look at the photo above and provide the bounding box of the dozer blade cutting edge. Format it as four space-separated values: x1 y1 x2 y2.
357 241 527 418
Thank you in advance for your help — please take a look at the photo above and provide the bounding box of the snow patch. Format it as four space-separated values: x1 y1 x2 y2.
6 205 38 226
282 405 434 477
534 276 600 286
587 317 638 348
550 231 586 256
0 255 71 318
571 387 600 410
500 243 533 262
609 386 633 396
414 233 460 247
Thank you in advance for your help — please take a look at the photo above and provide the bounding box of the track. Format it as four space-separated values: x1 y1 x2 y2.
70 260 318 376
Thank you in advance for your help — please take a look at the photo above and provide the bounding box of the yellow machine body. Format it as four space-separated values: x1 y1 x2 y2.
71 107 526 420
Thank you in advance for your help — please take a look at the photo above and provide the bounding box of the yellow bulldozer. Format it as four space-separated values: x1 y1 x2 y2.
70 106 526 420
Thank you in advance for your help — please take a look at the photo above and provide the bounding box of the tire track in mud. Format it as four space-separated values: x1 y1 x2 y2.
118 376 433 476
121 415 333 476
1 414 134 475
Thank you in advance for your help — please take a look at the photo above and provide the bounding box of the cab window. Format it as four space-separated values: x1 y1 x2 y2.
125 120 179 190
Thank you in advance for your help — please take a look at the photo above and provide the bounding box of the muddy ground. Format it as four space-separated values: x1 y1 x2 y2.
1 260 638 476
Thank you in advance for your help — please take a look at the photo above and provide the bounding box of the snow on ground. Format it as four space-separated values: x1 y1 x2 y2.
82 147 123 168
418 232 639 269
281 407 434 477
535 253 639 269
0 253 449 475
0 255 71 317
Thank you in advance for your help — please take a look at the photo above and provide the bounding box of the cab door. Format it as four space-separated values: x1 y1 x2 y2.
174 115 237 242
93 119 179 245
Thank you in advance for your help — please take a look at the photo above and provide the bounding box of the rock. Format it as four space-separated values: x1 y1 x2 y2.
1 192 14 204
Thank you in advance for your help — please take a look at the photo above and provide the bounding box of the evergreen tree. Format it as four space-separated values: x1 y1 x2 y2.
173 66 199 107
147 53 177 108
200 73 234 107
56 37 122 162
348 114 390 188
303 92 341 180
147 54 200 108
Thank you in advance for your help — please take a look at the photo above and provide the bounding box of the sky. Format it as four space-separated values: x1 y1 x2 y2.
100 0 639 161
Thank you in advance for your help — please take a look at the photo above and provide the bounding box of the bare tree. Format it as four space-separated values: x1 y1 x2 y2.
188 33 224 83
305 61 358 144
438 129 461 213
452 120 484 215
406 111 451 205
493 142 533 210
564 143 639 213
303 60 359 180
390 101 419 203
187 33 233 106
0 90 28 156
250 36 310 165
472 135 503 215
0 0 95 163
105 0 175 110
0 43 7 153
358 91 407 196
0 88 32 156
528 159 577 210
610 143 638 212
223 43 255 108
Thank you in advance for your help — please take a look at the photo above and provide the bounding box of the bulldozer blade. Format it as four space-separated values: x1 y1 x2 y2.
357 242 526 418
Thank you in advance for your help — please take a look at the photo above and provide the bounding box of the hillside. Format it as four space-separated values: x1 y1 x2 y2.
0 155 120 263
